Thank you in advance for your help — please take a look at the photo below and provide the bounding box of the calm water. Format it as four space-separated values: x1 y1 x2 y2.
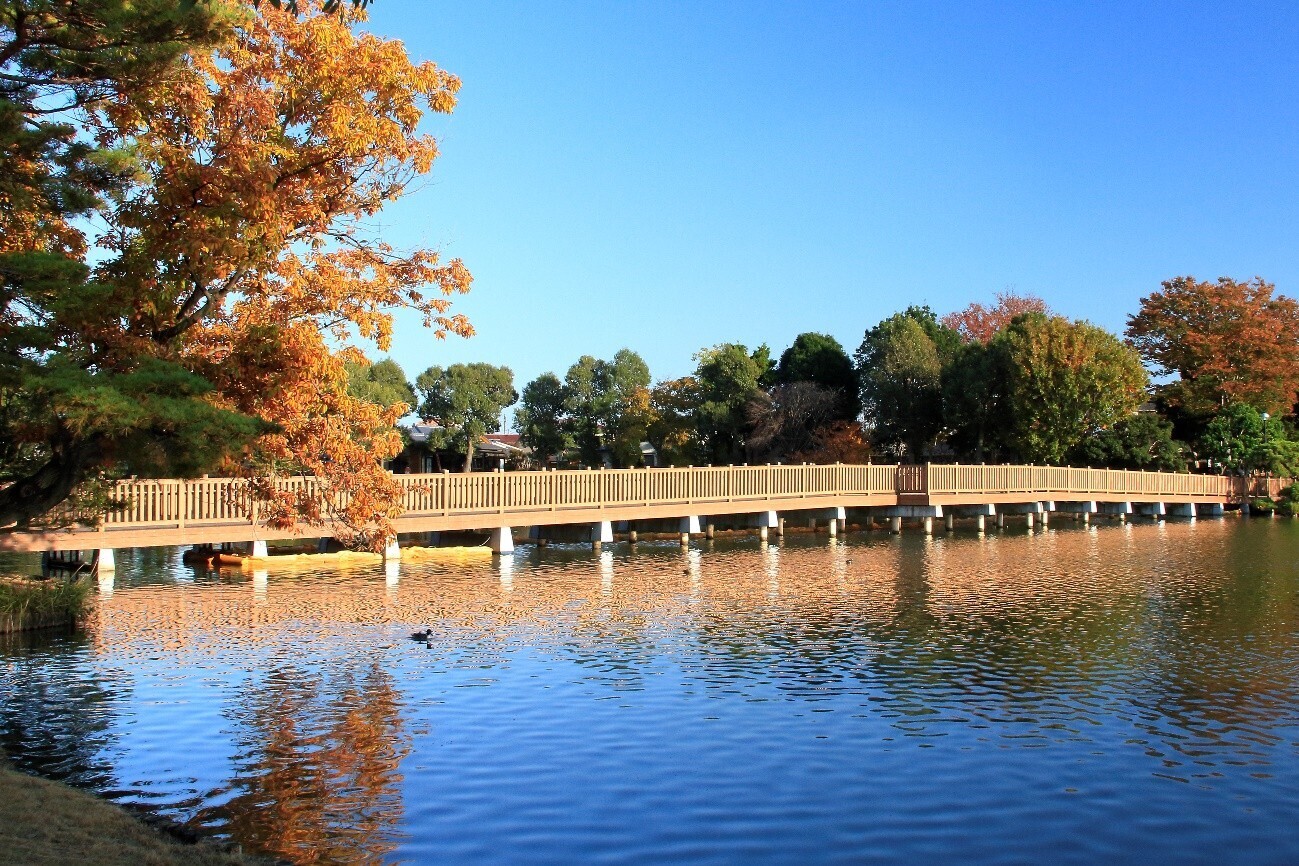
2 519 1299 865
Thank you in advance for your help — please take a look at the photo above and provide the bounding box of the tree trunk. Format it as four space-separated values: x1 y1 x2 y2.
0 440 93 530
462 439 474 472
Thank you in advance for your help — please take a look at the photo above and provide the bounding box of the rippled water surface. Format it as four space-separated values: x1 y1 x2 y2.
3 519 1299 864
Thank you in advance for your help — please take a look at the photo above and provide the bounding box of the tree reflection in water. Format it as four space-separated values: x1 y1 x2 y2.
195 661 410 865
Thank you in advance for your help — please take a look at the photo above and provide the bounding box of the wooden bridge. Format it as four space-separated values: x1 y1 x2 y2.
1 464 1282 568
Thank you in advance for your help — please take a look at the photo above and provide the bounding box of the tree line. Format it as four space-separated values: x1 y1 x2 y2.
355 278 1299 477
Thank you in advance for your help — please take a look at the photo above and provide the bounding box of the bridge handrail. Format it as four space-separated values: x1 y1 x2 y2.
93 463 1279 530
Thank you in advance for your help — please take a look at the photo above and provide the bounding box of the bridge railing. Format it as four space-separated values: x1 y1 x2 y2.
91 463 1280 531
922 464 1236 498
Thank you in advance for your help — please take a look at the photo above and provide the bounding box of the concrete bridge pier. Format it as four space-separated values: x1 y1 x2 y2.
592 520 614 550
878 505 942 535
1000 502 1044 529
250 540 268 558
705 521 716 540
955 504 996 534
1136 502 1166 521
680 515 701 546
1099 502 1133 522
1166 503 1196 519
1058 502 1097 526
756 511 779 542
1040 502 1054 526
1197 503 1225 517
96 548 115 573
489 527 514 555
945 514 955 532
382 538 401 561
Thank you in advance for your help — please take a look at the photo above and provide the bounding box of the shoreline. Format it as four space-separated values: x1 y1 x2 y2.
0 750 272 866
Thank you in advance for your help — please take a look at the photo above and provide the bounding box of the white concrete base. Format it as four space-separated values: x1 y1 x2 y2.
96 548 115 572
489 527 514 554
592 520 613 547
382 538 401 561
251 539 268 558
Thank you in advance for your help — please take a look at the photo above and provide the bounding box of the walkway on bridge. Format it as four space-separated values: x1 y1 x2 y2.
1 463 1283 569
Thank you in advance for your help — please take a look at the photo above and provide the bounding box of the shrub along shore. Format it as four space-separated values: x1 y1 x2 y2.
0 578 91 635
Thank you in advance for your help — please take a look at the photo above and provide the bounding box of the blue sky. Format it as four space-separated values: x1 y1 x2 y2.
361 1 1299 399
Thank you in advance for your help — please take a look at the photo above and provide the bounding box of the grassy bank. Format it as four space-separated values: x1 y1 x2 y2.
0 753 269 866
0 577 91 634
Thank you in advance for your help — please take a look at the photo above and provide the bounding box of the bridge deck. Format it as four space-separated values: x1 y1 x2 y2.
0 464 1281 552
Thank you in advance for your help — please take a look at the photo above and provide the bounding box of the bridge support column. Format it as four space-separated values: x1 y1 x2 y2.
756 511 779 543
1166 503 1196 518
679 515 701 546
425 531 441 547
251 540 268 558
1136 502 1166 520
976 514 986 532
996 512 1006 529
1197 503 1225 517
879 505 941 534
945 514 954 532
776 517 785 537
95 548 115 573
1040 502 1053 526
705 521 715 540
1057 502 1096 526
382 538 401 561
628 528 638 543
592 520 613 549
1099 502 1132 522
489 527 514 555
1025 512 1035 529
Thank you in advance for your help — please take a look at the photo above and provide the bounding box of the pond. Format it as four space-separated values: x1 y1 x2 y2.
2 518 1298 864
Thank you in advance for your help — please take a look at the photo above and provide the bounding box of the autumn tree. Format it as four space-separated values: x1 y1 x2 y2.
514 372 571 465
997 314 1147 463
415 364 516 472
745 382 841 462
941 291 1050 344
1 2 473 545
647 377 700 466
1126 277 1299 418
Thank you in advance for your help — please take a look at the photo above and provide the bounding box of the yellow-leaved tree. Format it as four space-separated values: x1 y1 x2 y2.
1 1 471 546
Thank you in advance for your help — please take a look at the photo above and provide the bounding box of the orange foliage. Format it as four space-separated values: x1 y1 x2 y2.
941 292 1050 344
1126 276 1299 417
91 2 472 547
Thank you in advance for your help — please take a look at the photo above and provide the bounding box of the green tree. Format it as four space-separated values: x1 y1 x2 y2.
776 332 860 419
514 372 571 465
345 358 414 412
855 312 952 460
998 314 1147 463
0 0 255 526
941 340 1011 462
1199 403 1299 476
415 364 517 472
563 349 651 467
1067 413 1186 471
693 343 763 464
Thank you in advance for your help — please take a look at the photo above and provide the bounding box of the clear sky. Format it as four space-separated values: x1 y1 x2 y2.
361 1 1299 400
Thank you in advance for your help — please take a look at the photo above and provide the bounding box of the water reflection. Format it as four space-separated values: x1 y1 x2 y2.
0 520 1297 864
192 663 410 865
